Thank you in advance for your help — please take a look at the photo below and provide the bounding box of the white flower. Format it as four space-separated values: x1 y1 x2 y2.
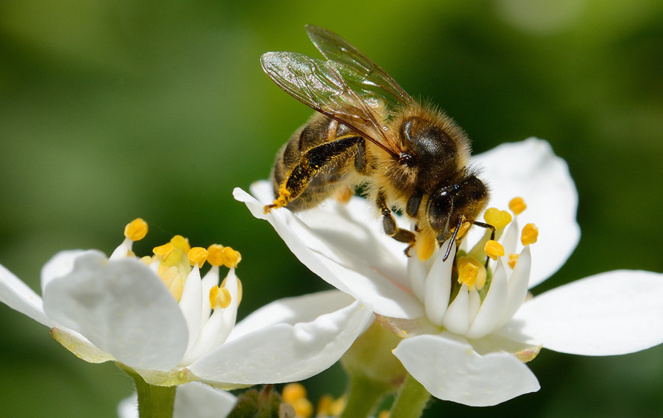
0 219 373 389
235 138 663 406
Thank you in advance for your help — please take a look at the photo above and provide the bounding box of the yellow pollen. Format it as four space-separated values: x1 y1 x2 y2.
209 286 232 309
484 240 505 260
207 244 225 267
508 253 519 269
378 411 391 418
153 243 175 260
160 266 184 301
456 222 472 240
509 197 527 215
415 233 436 261
291 398 313 418
170 235 191 253
484 207 512 229
124 218 148 241
282 383 307 403
521 223 539 246
222 247 242 268
317 394 334 415
187 247 208 267
457 256 487 291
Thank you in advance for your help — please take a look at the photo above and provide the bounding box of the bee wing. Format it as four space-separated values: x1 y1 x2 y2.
261 51 402 158
306 25 416 109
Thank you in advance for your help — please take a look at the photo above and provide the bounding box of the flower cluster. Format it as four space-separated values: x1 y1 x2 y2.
235 138 663 406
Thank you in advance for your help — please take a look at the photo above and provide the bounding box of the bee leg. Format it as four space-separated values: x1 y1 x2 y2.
264 136 364 213
377 191 417 255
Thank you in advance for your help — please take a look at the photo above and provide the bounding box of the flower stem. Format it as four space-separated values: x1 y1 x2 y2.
121 366 176 418
390 373 431 418
340 375 390 418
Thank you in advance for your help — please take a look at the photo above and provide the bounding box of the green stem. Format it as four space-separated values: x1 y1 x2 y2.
390 373 431 418
340 375 390 418
120 366 176 418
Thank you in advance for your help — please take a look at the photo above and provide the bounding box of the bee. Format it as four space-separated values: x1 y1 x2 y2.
262 25 490 260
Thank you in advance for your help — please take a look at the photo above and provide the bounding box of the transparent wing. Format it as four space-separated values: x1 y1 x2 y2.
306 25 416 110
261 51 402 157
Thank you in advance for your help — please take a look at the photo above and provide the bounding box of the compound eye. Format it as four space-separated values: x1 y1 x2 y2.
427 187 455 236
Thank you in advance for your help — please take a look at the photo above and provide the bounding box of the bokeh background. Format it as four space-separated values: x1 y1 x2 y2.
1 0 662 416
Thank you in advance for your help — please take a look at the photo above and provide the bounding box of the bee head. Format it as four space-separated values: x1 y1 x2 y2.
427 174 489 243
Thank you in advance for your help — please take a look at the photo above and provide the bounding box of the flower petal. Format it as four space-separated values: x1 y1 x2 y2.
0 263 51 327
234 186 423 319
472 138 580 287
393 333 540 406
499 270 663 355
188 292 373 385
50 327 115 363
42 250 189 370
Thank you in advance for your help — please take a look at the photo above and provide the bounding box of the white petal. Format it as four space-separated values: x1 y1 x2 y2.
174 382 236 418
50 327 115 363
188 295 373 384
41 250 87 293
500 246 532 327
472 138 580 287
393 333 540 406
467 261 508 339
0 263 51 327
499 270 663 355
117 382 236 418
234 187 423 319
424 243 454 326
179 267 204 353
228 290 356 340
442 284 470 335
42 251 189 370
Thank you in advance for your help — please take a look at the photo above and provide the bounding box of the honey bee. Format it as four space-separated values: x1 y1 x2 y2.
262 25 490 260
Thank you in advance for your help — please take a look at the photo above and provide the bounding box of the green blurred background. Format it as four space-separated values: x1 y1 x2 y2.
1 0 662 416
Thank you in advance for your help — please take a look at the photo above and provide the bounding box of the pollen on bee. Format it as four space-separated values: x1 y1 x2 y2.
335 186 354 204
415 233 436 261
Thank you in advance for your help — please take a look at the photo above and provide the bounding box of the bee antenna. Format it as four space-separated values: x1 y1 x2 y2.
442 218 464 262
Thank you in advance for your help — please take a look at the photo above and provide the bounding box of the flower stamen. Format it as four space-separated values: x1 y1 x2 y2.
124 218 148 241
521 223 539 246
209 286 232 309
457 256 487 291
187 247 208 267
484 208 512 229
484 240 505 260
509 197 527 215
283 383 313 418
508 253 519 269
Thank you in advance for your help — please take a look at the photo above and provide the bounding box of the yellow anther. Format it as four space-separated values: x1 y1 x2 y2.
521 223 539 246
317 394 334 415
153 243 175 259
508 253 519 269
509 197 527 215
124 218 148 241
483 207 512 229
282 383 307 403
170 235 191 253
415 233 436 261
291 398 313 418
222 247 242 268
207 244 225 267
457 256 487 291
209 286 232 309
456 222 472 240
484 240 505 260
378 411 391 418
160 266 184 301
188 247 208 267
